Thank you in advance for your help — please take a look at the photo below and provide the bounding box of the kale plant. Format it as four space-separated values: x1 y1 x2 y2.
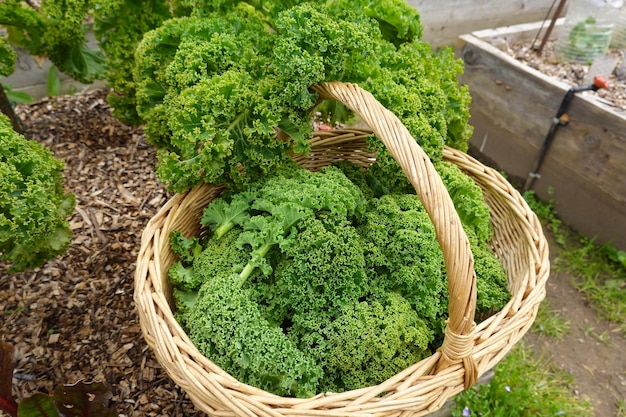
129 0 472 192
168 163 510 396
0 0 105 84
0 114 75 272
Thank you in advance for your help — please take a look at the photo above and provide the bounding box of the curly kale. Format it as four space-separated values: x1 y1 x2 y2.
0 0 47 57
0 114 75 272
38 0 106 83
169 227 247 292
168 165 511 397
357 193 449 334
265 213 369 324
148 0 495 398
434 161 493 242
0 37 17 77
186 271 323 397
0 0 105 83
341 159 496 244
316 292 432 392
130 0 471 192
356 191 509 340
173 165 367 397
249 163 366 219
92 0 172 123
468 228 511 319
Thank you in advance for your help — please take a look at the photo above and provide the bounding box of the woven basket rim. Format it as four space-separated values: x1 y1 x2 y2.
133 82 550 416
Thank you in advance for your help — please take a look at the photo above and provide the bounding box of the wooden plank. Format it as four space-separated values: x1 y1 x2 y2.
457 29 626 250
412 0 563 47
469 18 566 46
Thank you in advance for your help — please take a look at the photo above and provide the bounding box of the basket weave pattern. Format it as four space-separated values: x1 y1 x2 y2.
134 82 549 416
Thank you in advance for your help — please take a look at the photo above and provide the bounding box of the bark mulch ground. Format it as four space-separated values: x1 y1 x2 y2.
1 89 200 416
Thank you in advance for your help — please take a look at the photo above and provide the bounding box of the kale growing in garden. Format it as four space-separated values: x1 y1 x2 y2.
0 114 75 272
0 0 105 84
129 0 472 192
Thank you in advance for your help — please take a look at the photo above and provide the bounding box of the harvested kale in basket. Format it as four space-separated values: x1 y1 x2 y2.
132 0 501 398
168 163 510 396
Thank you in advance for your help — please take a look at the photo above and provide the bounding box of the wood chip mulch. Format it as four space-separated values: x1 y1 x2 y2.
1 89 206 416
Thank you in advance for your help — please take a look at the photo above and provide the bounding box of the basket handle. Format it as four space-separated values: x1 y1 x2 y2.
311 81 478 388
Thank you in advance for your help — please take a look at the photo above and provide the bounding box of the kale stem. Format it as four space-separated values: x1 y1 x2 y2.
237 242 274 287
215 222 234 239
238 263 256 285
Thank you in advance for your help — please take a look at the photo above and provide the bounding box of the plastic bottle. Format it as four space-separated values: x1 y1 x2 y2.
609 3 626 48
554 0 623 63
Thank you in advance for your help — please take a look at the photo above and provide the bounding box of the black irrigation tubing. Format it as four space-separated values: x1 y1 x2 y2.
523 75 609 192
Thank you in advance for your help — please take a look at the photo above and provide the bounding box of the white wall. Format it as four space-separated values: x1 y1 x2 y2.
411 0 563 47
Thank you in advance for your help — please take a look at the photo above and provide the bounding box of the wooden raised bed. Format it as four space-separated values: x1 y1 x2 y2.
457 21 626 251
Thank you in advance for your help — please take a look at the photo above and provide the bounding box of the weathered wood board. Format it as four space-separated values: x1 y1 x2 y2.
457 22 626 250
412 0 562 47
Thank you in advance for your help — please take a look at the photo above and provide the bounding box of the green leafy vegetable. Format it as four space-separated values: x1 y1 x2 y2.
1 84 34 104
186 271 323 397
92 0 172 123
316 292 432 391
129 0 471 192
0 38 17 77
168 164 510 396
38 0 106 83
47 66 61 97
0 0 105 84
435 161 493 243
126 0 498 400
0 113 75 272
201 190 254 238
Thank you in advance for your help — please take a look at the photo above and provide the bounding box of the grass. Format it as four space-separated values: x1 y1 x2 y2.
617 400 625 417
524 189 626 336
451 343 593 417
450 189 625 416
530 299 571 340
579 324 616 346
556 239 626 336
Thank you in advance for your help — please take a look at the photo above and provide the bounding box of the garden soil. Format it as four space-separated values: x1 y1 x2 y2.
1 89 625 416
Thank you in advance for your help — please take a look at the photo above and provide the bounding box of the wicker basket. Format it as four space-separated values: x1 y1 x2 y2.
134 82 550 416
